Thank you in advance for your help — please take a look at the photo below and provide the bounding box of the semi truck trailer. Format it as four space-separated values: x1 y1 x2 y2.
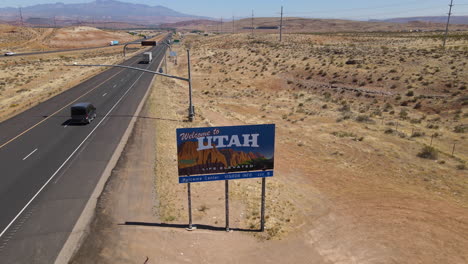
142 52 152 64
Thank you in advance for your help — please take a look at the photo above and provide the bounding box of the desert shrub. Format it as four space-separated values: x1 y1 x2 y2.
411 131 425 137
399 109 408 119
383 103 393 112
332 131 356 138
410 118 421 124
417 145 438 160
336 113 352 122
456 163 466 170
454 124 466 133
397 131 407 138
355 115 373 123
406 90 414 96
372 109 382 116
384 128 394 134
338 104 351 112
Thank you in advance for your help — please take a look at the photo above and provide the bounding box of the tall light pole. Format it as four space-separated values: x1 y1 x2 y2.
443 0 454 48
187 49 194 121
71 44 196 122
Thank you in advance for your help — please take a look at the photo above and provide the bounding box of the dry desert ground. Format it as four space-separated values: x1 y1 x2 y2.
71 32 467 263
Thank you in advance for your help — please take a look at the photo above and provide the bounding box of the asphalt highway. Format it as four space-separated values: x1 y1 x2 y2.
0 40 167 263
0 36 155 58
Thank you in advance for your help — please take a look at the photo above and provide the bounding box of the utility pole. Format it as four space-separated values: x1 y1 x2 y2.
232 16 235 33
251 10 254 36
443 0 454 48
54 16 57 28
279 6 283 42
220 18 223 33
19 7 23 27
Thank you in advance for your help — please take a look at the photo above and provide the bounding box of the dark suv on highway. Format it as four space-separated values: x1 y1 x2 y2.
70 102 96 124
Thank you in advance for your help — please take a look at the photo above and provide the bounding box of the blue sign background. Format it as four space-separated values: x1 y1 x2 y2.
176 124 275 183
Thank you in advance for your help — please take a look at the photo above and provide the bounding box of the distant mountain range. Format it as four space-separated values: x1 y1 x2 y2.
370 16 468 25
0 0 205 26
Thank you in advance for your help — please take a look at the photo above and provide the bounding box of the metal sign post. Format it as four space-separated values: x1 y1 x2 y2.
164 51 168 74
260 177 266 232
186 182 195 230
225 180 230 232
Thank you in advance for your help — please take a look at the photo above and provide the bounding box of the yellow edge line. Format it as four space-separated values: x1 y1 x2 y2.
0 67 127 150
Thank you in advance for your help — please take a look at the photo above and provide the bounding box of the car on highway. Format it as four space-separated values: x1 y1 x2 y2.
4 51 15 56
70 102 96 124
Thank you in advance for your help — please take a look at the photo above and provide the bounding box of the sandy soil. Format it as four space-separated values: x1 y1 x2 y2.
47 27 137 49
71 33 467 263
0 25 149 52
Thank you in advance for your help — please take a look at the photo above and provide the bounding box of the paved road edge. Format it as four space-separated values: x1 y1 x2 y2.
53 55 164 264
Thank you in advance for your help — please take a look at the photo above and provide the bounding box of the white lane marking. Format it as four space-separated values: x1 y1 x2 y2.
63 120 71 128
54 132 96 184
0 66 148 240
102 93 107 97
22 149 38 161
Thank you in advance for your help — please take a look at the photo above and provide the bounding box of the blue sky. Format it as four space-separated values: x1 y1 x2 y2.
2 0 468 20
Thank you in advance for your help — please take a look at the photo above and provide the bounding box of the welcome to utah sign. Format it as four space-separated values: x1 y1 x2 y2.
176 124 275 183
